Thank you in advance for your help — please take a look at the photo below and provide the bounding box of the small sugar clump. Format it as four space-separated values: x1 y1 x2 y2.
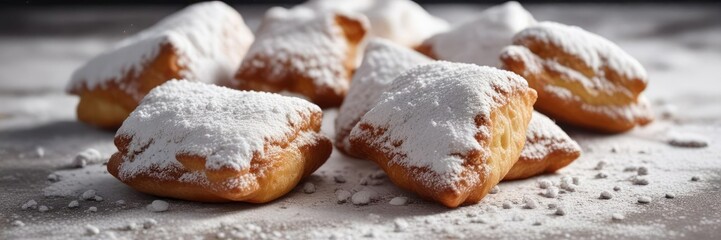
502 201 513 209
691 176 701 182
80 189 97 201
599 191 613 200
85 225 100 236
68 200 80 208
594 161 607 170
555 207 566 216
637 166 648 176
38 205 49 212
147 200 169 212
303 182 316 194
73 148 104 168
490 186 500 194
523 197 538 209
12 220 25 227
665 193 676 199
393 218 409 232
544 187 559 198
538 180 552 189
336 189 351 203
351 191 373 205
21 199 37 210
86 206 98 213
633 177 649 185
47 173 60 182
333 175 346 183
612 213 625 221
595 172 608 179
666 131 709 148
637 196 652 204
389 197 408 206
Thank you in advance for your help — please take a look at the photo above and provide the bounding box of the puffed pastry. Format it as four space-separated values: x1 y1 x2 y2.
297 0 449 48
500 21 653 133
349 61 537 208
232 7 369 108
66 1 254 129
504 112 581 180
107 80 332 203
417 1 536 67
335 38 431 158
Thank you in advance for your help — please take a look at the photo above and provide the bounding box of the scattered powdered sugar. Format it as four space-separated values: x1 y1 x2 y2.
423 1 536 67
349 61 530 190
114 80 321 181
236 6 367 97
298 0 448 47
335 38 431 154
147 200 169 212
513 21 647 82
520 112 581 161
67 1 254 98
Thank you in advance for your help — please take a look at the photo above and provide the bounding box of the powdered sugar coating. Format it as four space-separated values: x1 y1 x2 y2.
513 21 647 83
114 80 322 180
67 1 254 100
236 7 368 97
298 0 449 47
423 1 535 67
335 38 431 154
349 61 530 188
521 112 581 161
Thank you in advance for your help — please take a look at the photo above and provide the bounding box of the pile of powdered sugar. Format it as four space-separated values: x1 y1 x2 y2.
67 1 254 99
298 0 449 47
349 61 531 190
423 1 536 67
115 80 321 180
334 38 431 153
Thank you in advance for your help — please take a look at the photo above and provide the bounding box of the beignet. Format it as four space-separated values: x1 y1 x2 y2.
107 80 331 203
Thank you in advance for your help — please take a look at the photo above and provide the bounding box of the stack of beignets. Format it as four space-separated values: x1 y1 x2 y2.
81 1 655 208
67 1 254 129
349 62 537 207
108 80 332 203
232 7 368 108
